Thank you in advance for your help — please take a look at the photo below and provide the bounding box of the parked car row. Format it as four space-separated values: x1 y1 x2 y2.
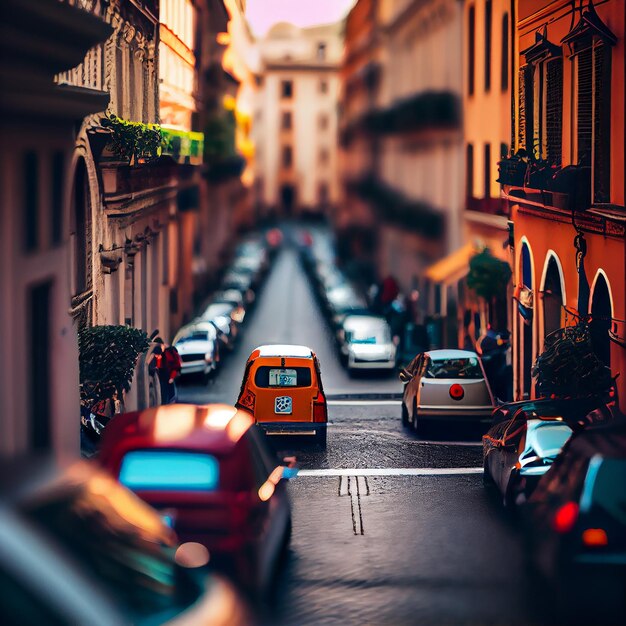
298 229 396 374
173 231 281 383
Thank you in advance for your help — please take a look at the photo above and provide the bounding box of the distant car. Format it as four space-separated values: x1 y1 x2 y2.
339 314 396 372
0 458 247 626
236 344 328 448
524 419 626 622
400 349 494 435
99 404 294 591
212 290 246 323
201 302 238 349
483 399 574 507
324 285 369 328
173 321 219 381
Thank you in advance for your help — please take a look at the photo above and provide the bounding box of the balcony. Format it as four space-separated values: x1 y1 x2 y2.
497 156 591 212
466 196 506 216
161 127 204 166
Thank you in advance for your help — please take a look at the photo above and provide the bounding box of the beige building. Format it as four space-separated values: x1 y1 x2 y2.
254 21 342 217
0 0 111 460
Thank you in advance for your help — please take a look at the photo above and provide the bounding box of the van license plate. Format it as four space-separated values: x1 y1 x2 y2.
275 396 292 414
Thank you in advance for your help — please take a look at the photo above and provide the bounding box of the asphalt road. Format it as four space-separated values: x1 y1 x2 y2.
179 248 553 625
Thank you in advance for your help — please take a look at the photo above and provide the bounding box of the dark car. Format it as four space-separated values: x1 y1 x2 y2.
99 404 294 591
483 399 574 507
525 419 626 623
0 458 248 626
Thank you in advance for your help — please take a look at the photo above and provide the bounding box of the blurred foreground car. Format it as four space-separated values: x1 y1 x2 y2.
173 321 219 381
236 345 328 448
0 459 247 626
525 420 626 623
483 399 574 507
400 349 494 435
339 314 396 372
99 404 293 591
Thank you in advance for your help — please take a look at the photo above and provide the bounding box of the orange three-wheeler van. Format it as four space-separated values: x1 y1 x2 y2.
236 344 328 447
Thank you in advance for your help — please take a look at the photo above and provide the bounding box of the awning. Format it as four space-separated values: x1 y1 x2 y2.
424 243 476 285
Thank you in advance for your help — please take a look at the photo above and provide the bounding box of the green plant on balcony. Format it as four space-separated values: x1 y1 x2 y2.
101 114 162 164
78 324 150 406
203 108 237 163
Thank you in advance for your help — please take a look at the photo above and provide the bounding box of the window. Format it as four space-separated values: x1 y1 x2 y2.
484 143 491 198
254 366 312 388
320 79 328 94
518 64 533 154
29 281 52 451
426 356 483 379
319 113 329 130
51 151 64 246
592 42 611 202
466 143 474 199
545 58 563 165
501 13 509 91
23 151 39 252
485 0 492 91
282 145 293 168
281 80 293 99
281 110 292 130
317 42 327 61
468 5 475 95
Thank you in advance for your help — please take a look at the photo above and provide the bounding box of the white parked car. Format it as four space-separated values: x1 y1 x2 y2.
341 315 397 372
173 321 219 381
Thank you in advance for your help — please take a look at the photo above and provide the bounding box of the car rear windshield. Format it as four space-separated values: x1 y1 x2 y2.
119 451 220 491
254 365 313 388
582 457 626 524
426 357 483 379
347 326 390 344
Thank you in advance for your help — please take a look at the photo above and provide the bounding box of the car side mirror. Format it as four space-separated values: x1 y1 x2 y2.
399 369 411 383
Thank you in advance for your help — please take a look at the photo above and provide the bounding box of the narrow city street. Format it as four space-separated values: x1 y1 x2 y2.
180 248 547 625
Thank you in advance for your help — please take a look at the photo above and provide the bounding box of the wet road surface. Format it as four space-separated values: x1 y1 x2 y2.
179 248 550 625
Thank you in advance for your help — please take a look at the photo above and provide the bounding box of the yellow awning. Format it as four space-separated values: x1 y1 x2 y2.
424 243 476 285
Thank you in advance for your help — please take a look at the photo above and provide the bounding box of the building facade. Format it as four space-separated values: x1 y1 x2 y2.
253 21 342 217
506 0 625 412
0 0 111 460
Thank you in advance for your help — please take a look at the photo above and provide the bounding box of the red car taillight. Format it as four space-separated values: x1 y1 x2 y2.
553 501 579 533
582 528 608 547
449 384 464 401
313 393 327 422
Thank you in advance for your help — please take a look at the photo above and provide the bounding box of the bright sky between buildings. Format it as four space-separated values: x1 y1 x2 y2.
245 0 357 36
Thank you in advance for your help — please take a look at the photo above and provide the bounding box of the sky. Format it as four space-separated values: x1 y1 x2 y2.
245 0 357 36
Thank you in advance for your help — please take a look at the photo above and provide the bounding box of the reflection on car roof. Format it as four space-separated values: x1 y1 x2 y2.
255 344 313 358
426 349 480 359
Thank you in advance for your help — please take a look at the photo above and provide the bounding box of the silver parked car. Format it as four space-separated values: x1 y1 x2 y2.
400 349 494 434
341 314 397 372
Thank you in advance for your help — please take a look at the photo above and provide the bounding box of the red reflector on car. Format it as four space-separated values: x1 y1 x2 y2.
313 393 327 422
449 384 464 400
553 501 579 533
582 528 608 547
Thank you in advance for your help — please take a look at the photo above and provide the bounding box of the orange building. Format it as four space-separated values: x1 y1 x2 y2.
505 0 626 411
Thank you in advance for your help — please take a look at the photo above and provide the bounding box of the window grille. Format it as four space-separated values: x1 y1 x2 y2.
545 58 563 165
518 65 533 153
576 47 593 164
593 42 611 203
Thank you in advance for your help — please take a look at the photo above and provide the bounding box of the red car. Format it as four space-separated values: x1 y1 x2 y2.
98 403 294 591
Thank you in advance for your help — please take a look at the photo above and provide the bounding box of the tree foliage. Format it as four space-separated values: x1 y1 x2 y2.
78 325 150 405
467 249 512 301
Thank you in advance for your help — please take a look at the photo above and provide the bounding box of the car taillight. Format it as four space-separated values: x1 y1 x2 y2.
449 384 464 400
582 528 608 547
313 394 327 422
553 501 579 533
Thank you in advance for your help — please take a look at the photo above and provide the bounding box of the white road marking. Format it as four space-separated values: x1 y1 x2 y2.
297 467 483 477
327 399 402 406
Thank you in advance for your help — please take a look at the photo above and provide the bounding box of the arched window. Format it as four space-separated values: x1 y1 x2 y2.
72 158 92 297
542 255 564 340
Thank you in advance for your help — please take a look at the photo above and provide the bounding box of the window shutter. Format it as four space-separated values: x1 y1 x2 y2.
545 58 563 165
518 65 534 154
593 42 611 203
576 47 593 163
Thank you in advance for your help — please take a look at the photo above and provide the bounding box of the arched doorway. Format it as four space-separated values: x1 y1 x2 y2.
590 272 611 368
542 255 564 341
519 243 533 397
